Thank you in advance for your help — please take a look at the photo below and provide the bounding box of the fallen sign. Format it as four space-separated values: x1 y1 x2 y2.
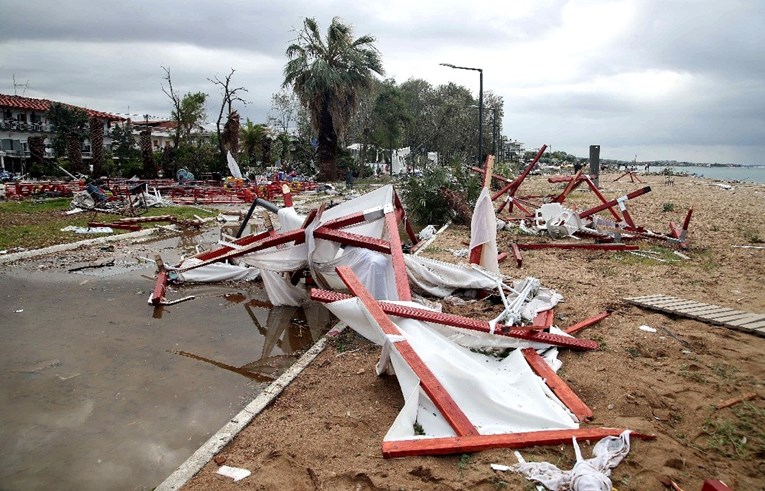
313 266 652 458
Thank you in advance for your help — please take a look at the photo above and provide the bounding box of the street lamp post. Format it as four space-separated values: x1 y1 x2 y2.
440 63 483 166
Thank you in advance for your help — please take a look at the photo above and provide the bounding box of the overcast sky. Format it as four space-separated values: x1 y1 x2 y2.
1 0 763 164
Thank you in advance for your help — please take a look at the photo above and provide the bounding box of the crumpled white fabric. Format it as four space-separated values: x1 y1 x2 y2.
506 430 633 491
469 187 499 274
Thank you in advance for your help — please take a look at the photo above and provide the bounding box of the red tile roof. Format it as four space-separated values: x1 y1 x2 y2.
0 93 123 121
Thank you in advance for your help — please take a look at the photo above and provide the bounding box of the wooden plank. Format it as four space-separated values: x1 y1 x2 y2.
627 295 671 303
696 309 746 320
521 348 592 421
335 266 478 437
681 306 734 316
705 312 751 323
727 314 765 327
743 320 765 330
673 303 716 313
647 299 701 309
381 428 655 458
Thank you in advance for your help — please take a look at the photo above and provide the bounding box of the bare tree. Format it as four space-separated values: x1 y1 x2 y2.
161 66 182 148
209 68 247 161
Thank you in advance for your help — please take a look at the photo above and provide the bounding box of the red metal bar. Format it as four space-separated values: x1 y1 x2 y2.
320 211 370 230
565 311 611 335
192 229 274 262
381 428 655 458
468 244 483 265
384 212 412 301
313 227 392 254
150 271 168 305
517 243 640 251
393 191 419 244
579 186 651 220
511 243 523 268
116 215 177 224
553 171 584 204
335 266 479 437
179 229 306 272
582 177 623 221
497 252 508 264
471 166 513 184
531 309 555 329
310 289 599 351
668 222 682 239
521 348 593 421
87 222 141 231
490 145 547 202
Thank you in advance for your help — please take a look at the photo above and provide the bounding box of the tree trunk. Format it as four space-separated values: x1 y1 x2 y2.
66 134 84 174
223 110 240 157
27 136 45 165
317 103 338 181
89 117 104 177
140 129 156 178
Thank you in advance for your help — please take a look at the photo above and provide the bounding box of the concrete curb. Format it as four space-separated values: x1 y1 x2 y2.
0 226 181 265
155 322 347 491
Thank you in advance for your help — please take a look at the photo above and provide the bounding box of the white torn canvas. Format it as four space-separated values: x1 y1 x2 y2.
469 187 500 274
404 255 498 297
308 185 398 299
504 430 633 491
226 151 243 179
175 259 260 282
323 297 579 442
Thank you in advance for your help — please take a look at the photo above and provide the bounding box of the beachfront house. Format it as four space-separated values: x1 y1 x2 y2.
0 93 122 174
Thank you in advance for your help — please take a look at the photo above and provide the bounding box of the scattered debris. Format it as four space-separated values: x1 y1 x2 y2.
215 465 250 481
68 259 115 273
639 325 657 333
715 392 758 410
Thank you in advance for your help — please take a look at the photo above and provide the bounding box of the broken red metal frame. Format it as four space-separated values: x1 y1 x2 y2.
564 311 611 335
382 427 655 458
330 266 645 458
310 290 598 351
491 145 548 215
613 170 644 183
335 265 478 436
521 348 593 421
311 190 414 301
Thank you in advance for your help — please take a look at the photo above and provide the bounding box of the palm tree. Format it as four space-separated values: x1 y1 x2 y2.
283 17 384 181
239 118 268 167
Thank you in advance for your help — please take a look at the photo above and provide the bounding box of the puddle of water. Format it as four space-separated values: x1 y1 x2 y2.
0 229 335 490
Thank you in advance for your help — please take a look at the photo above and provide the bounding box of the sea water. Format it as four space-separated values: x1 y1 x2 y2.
647 165 765 184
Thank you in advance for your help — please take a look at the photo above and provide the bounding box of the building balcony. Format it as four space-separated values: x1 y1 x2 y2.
0 120 53 133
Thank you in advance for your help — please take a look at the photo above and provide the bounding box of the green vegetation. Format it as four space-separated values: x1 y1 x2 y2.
662 202 675 212
413 421 425 436
0 198 214 250
702 403 765 458
283 17 384 181
401 162 480 226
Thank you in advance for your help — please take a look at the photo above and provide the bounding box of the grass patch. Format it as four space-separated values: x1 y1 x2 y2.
742 227 764 244
662 202 675 212
702 403 765 458
0 198 215 250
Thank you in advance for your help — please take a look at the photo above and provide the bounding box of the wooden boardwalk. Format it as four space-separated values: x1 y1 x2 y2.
624 295 765 337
